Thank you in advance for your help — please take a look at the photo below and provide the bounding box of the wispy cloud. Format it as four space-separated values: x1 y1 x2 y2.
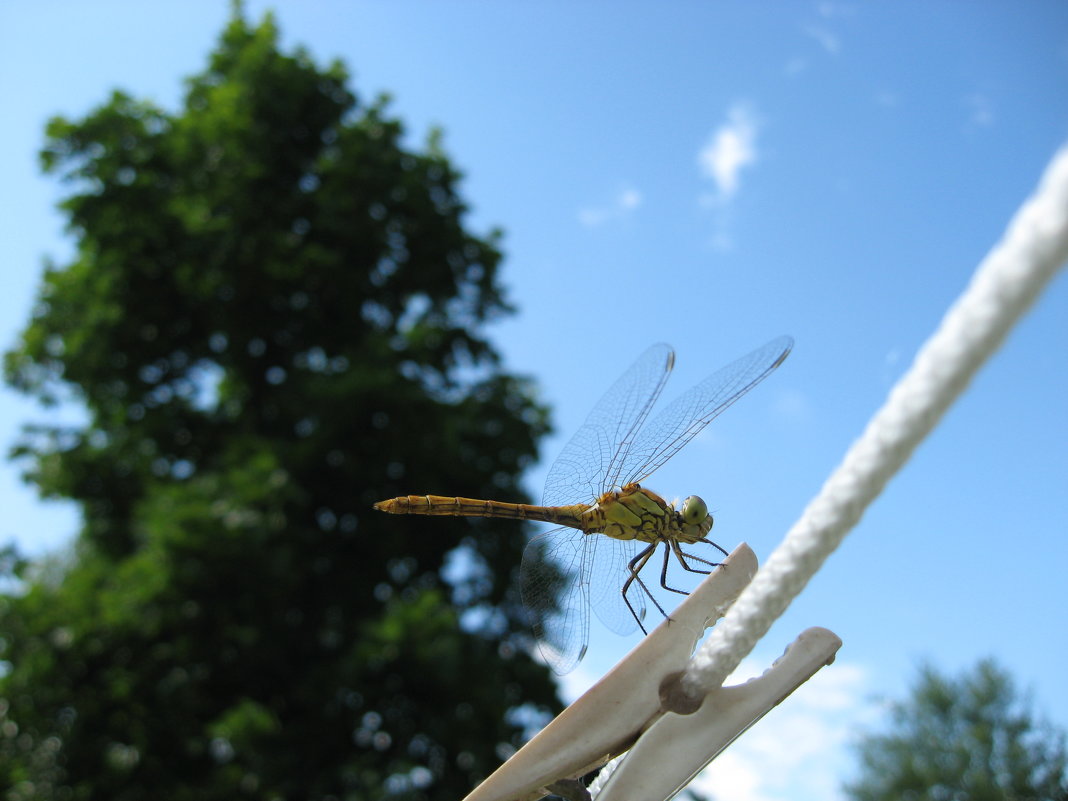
788 3 850 72
816 1 855 20
963 92 995 128
698 103 760 204
803 24 841 55
875 89 899 108
784 57 808 77
775 388 810 422
578 185 643 227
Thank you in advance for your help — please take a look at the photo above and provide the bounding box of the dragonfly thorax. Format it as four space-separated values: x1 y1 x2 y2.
581 484 712 545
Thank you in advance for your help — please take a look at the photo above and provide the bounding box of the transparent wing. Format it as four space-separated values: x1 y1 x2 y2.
542 344 674 507
520 526 647 675
520 527 589 675
618 336 794 487
586 536 648 634
525 345 671 673
523 337 791 673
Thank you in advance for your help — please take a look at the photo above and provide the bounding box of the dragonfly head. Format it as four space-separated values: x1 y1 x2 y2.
678 494 713 541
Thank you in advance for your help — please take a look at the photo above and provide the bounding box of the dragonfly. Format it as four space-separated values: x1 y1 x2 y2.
374 336 793 674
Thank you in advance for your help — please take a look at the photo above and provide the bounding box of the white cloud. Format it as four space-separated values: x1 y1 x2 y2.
556 658 602 704
788 6 849 76
698 104 760 204
618 187 642 210
881 347 905 384
578 185 643 227
696 104 759 249
964 92 995 128
775 388 810 422
817 1 855 19
875 89 899 108
577 207 610 227
784 57 808 77
803 24 841 55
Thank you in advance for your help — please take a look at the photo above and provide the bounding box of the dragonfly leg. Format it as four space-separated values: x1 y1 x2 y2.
675 538 728 572
701 536 730 559
660 540 692 596
659 540 727 596
623 542 670 635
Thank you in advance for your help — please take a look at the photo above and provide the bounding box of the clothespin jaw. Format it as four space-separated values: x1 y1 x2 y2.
593 626 842 801
462 543 760 801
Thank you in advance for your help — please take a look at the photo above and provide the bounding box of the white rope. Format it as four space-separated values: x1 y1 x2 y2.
586 754 623 798
680 142 1068 698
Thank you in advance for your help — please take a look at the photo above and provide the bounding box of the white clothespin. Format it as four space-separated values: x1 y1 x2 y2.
462 544 842 801
592 625 842 800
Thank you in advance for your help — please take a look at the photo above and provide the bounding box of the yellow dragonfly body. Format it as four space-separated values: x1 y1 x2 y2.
374 482 711 545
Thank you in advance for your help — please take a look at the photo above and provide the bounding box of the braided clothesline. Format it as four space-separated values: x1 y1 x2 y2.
678 142 1068 700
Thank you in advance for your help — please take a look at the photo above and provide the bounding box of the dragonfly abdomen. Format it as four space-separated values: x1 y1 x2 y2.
373 495 588 528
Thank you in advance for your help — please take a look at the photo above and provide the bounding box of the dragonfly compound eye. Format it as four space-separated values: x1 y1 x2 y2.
680 495 708 526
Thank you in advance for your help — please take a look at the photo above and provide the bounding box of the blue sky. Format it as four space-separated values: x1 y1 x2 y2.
3 3 1067 799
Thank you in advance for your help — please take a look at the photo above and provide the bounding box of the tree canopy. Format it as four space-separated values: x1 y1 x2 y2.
845 659 1068 801
0 8 557 800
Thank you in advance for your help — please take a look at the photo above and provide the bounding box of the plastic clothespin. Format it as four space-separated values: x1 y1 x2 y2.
464 543 843 801
463 542 764 801
593 625 842 800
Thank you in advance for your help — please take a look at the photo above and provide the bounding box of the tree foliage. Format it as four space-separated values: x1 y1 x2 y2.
845 659 1068 801
0 8 557 800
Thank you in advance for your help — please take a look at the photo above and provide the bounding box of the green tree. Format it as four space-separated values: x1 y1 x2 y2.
845 659 1068 801
0 8 558 800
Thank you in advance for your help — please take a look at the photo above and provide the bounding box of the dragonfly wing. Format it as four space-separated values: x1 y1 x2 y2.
586 535 648 635
618 336 793 486
542 343 674 507
520 526 594 675
523 337 790 672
